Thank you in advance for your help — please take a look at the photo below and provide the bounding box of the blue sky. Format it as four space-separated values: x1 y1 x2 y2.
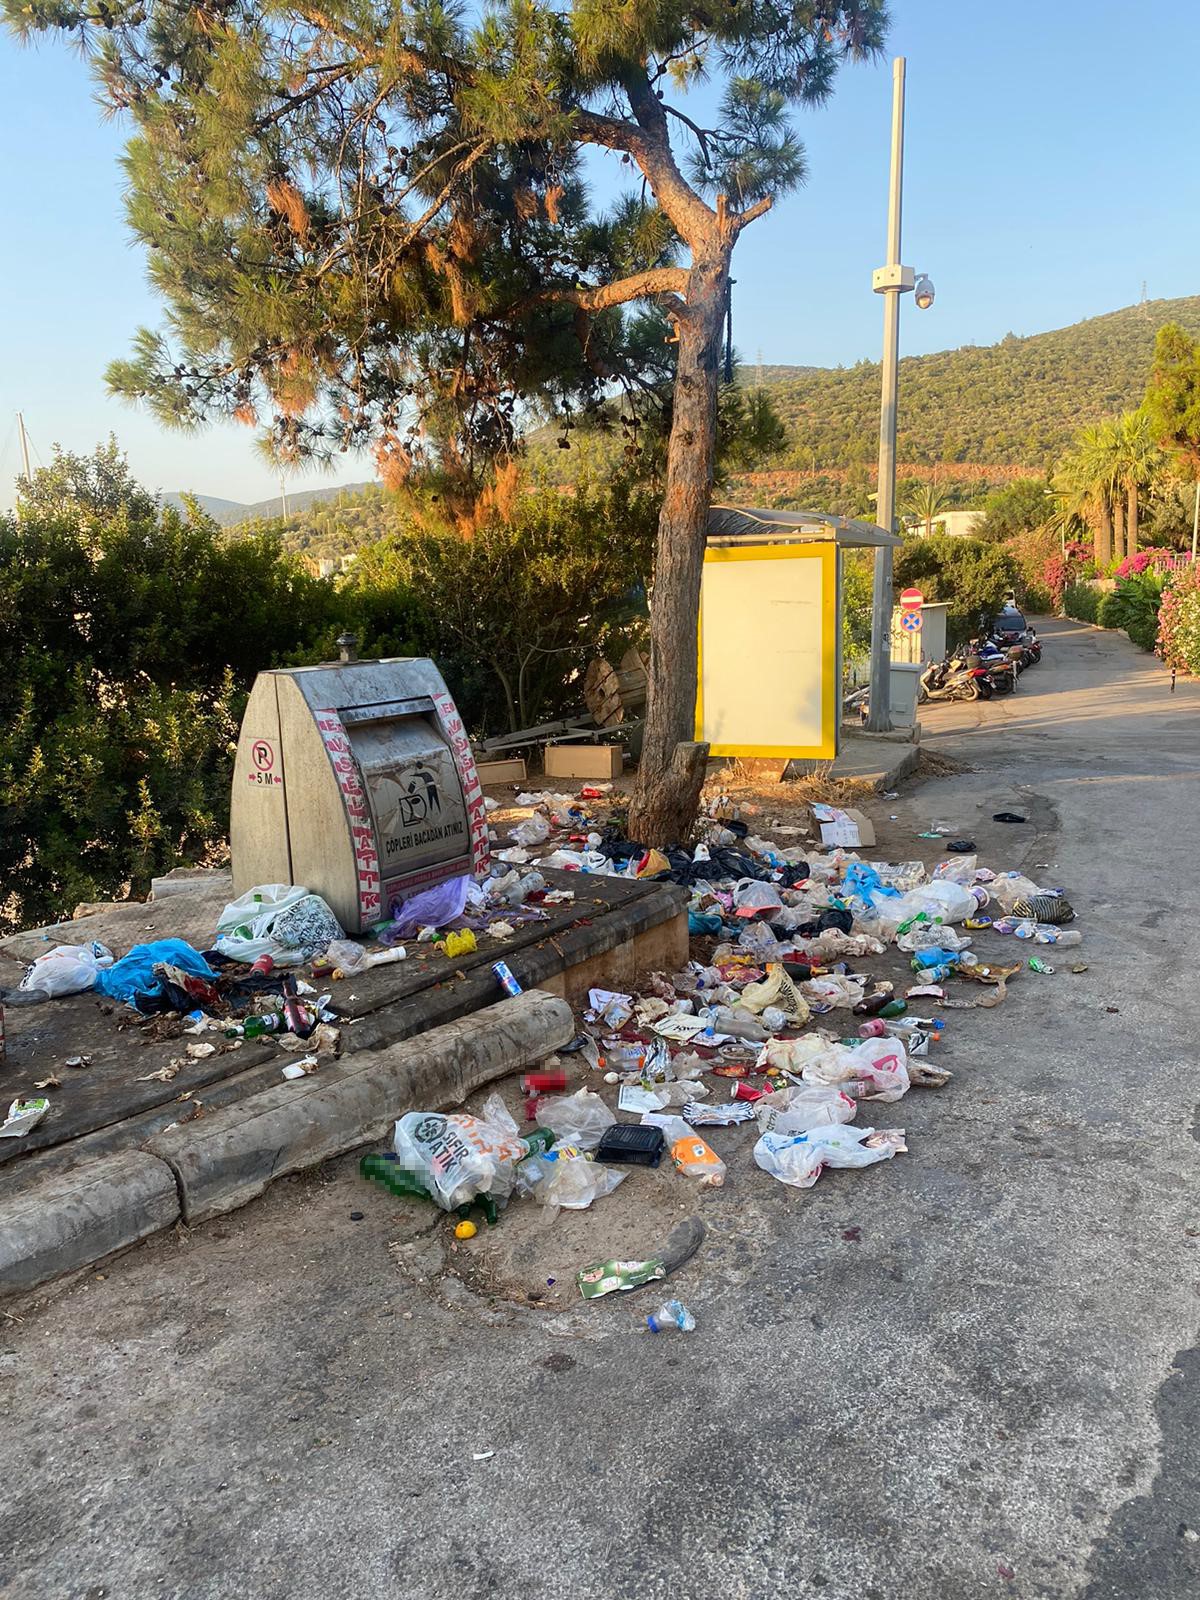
2 0 1198 508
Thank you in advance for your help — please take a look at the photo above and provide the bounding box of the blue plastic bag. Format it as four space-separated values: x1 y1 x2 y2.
93 939 216 1009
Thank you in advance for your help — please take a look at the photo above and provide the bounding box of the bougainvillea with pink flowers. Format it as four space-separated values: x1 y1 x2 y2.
1156 563 1200 672
1115 547 1193 579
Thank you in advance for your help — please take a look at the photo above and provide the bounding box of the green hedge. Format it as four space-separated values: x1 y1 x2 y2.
1063 582 1100 623
1065 575 1164 651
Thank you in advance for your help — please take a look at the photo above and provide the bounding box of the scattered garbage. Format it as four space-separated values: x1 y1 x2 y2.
214 885 344 965
595 1124 665 1166
535 1089 616 1150
19 941 114 998
579 1256 666 1299
755 1125 908 1189
0 1097 50 1138
391 1094 543 1212
644 1299 696 1334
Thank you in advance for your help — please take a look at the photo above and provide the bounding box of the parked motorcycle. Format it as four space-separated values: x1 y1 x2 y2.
918 654 992 703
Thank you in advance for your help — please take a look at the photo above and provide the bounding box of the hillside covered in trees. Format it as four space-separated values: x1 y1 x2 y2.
747 296 1200 470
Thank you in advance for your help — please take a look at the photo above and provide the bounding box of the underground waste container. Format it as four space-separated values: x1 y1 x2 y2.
229 650 489 933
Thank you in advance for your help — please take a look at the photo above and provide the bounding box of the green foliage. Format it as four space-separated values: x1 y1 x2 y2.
1144 323 1200 473
892 535 1019 646
841 551 873 678
1097 571 1167 651
901 481 950 537
341 478 658 735
975 478 1052 541
6 0 884 499
1157 564 1200 671
0 443 346 929
1063 583 1101 623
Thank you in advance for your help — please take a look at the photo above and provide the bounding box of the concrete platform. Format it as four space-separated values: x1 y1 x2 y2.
784 726 922 790
0 868 687 1179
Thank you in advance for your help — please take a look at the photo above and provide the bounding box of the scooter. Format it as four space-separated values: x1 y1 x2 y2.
969 636 1020 692
918 654 992 703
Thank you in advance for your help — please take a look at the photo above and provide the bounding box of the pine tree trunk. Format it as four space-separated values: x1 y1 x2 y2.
1113 499 1125 567
627 255 727 846
1127 483 1138 561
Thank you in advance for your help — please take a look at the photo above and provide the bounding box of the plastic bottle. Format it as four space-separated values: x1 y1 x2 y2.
1015 922 1082 946
600 1043 645 1072
911 948 958 970
699 1006 770 1043
645 1299 696 1334
896 909 943 938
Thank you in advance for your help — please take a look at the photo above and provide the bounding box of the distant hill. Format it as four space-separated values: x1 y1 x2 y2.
745 296 1200 469
163 480 377 527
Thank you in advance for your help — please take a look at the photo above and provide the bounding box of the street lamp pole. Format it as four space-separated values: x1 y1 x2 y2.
866 56 914 733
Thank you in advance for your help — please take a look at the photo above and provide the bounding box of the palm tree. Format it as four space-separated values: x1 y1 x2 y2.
903 481 950 538
1056 421 1121 567
1113 410 1164 561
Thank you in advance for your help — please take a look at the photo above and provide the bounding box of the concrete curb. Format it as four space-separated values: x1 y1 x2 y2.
0 1150 180 1295
146 988 575 1224
0 989 574 1296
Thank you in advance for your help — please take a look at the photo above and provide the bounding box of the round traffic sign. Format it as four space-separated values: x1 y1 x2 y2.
899 610 923 632
900 587 924 609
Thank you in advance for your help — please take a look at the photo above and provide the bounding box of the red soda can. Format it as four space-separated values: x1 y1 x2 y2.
522 1069 567 1094
251 954 275 976
858 1018 887 1038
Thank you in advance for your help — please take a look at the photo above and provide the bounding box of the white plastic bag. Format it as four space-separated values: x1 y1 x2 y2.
537 1154 626 1210
990 872 1045 912
846 1038 911 1102
756 1034 839 1076
213 883 311 964
534 1088 616 1151
754 1084 857 1134
392 1093 527 1210
904 880 976 926
19 941 114 997
932 854 977 886
511 814 550 847
754 1123 907 1189
733 879 784 916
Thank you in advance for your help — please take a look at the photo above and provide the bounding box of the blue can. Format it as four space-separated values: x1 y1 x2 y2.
493 960 522 998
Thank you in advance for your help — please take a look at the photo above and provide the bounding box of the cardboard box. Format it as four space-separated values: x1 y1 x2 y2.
811 804 876 849
543 743 624 780
473 756 527 785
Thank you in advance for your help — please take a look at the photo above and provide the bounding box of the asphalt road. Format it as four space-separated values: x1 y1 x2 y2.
3 617 1199 1600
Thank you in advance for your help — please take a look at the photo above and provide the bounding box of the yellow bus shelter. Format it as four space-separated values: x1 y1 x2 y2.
697 505 901 761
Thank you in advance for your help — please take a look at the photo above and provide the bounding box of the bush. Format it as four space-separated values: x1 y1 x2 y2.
1099 571 1168 651
1063 582 1101 622
342 478 657 736
0 444 350 929
1157 565 1200 672
892 535 1019 645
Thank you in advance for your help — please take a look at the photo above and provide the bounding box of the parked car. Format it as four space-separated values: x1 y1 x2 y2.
992 606 1030 645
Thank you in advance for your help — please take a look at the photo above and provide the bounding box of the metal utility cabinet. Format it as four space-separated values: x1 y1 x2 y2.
230 655 489 934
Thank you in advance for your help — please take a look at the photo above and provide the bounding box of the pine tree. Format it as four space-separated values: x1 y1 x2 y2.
6 0 886 841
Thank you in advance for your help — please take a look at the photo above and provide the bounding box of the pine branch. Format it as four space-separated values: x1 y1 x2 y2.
548 267 689 313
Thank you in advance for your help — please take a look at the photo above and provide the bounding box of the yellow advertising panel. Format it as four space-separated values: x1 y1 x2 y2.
696 543 838 759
